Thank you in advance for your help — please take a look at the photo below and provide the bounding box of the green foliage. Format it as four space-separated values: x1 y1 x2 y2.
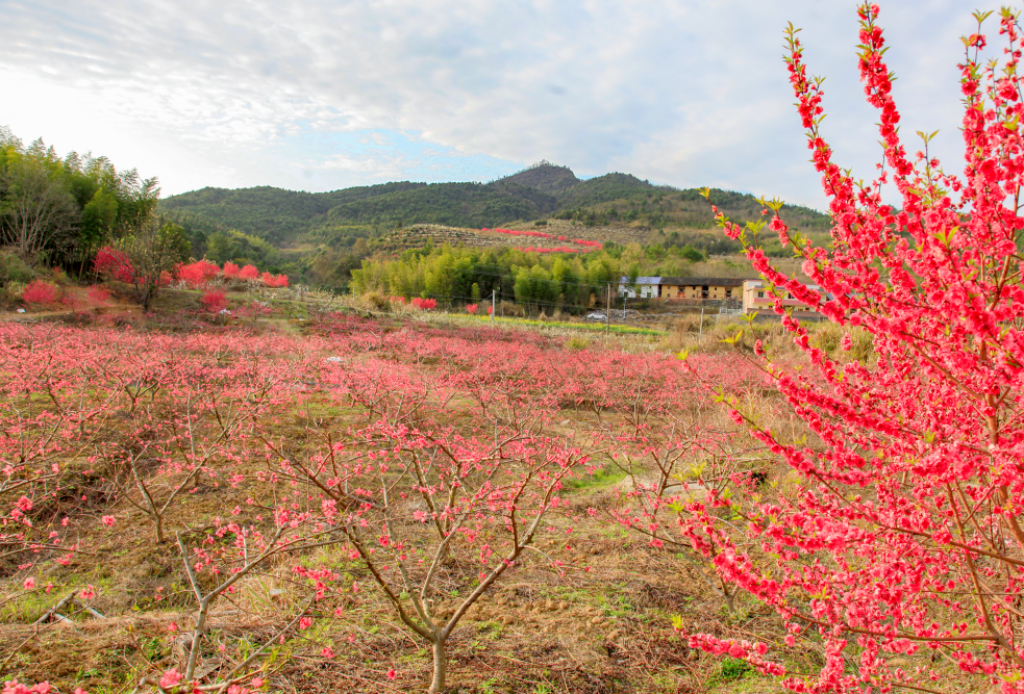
0 127 161 267
116 218 182 312
160 223 191 263
159 182 425 245
353 244 627 312
205 228 279 268
718 657 752 681
0 249 35 285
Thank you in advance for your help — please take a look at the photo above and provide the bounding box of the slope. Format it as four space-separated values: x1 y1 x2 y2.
158 164 833 252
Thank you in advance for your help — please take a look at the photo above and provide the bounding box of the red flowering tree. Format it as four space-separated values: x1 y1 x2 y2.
238 264 259 282
177 259 220 288
663 5 1024 693
199 288 227 313
93 217 179 312
93 246 134 283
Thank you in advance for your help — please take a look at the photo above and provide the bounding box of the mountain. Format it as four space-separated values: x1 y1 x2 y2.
497 161 579 193
158 164 832 250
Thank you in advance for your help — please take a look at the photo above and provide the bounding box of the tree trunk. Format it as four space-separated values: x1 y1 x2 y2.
428 637 446 693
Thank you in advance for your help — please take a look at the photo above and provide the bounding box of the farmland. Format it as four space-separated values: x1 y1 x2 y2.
0 301 850 694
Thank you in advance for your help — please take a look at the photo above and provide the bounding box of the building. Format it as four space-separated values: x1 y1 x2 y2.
659 277 745 302
741 279 825 315
618 277 662 299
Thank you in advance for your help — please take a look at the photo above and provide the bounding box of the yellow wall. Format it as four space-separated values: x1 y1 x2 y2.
662 284 741 300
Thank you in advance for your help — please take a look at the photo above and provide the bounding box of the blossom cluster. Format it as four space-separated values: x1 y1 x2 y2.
670 4 1024 693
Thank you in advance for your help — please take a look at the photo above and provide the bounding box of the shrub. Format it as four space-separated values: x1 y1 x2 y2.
365 293 392 312
465 303 478 315
238 265 259 281
260 272 288 288
4 281 27 303
200 288 228 313
222 261 241 279
20 280 60 305
177 259 220 288
0 252 34 284
411 297 437 310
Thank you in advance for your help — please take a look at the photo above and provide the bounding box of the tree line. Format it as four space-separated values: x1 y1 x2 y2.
350 241 713 312
0 127 178 269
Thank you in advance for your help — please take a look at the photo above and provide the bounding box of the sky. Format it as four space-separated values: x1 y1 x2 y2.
0 0 980 210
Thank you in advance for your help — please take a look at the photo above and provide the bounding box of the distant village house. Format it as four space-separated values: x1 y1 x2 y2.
658 277 744 302
615 277 826 316
741 279 826 315
617 277 662 299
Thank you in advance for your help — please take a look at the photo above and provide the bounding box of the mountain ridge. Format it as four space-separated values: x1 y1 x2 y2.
159 164 831 249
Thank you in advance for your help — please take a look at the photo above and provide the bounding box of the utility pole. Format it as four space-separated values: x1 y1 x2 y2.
698 306 705 345
606 282 611 334
491 289 496 324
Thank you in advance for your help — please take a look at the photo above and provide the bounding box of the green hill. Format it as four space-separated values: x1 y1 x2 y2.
158 164 832 253
159 182 426 244
321 181 559 229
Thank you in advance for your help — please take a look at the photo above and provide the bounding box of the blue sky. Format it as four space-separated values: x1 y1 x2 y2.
0 0 978 209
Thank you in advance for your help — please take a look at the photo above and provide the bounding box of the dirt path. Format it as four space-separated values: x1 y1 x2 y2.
0 303 140 322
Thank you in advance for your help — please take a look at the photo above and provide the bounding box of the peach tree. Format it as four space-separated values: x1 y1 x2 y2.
666 4 1024 693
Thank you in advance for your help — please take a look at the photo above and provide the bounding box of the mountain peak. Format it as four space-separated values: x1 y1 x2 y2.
495 161 579 193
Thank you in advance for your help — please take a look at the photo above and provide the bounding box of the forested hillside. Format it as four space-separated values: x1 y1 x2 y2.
0 127 194 283
159 163 833 253
159 181 426 244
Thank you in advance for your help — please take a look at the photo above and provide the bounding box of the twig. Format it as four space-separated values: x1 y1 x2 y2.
205 597 316 694
33 589 80 624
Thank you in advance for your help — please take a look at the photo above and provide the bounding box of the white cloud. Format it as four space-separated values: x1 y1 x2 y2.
0 0 978 207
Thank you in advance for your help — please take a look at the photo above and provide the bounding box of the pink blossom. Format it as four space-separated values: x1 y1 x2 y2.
158 669 181 689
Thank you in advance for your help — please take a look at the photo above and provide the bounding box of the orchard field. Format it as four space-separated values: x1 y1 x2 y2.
0 308 813 694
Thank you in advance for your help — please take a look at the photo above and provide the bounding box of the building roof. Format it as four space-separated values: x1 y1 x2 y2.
659 277 749 287
619 276 662 285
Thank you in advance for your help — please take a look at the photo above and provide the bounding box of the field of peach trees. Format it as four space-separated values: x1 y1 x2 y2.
0 315 776 694
7 3 1024 694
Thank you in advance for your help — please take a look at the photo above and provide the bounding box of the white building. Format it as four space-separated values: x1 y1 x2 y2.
618 277 661 299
